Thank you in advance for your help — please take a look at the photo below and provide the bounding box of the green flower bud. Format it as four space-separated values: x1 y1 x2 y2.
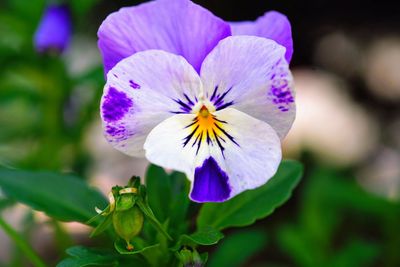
112 206 144 250
178 247 204 267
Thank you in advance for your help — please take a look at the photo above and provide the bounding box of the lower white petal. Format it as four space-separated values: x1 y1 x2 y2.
144 107 282 203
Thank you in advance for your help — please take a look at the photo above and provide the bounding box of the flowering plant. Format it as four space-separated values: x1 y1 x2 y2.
0 0 303 266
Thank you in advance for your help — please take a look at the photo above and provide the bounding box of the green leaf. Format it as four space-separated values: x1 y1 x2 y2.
0 169 107 223
179 226 224 248
168 171 190 226
146 165 171 221
146 165 190 238
208 230 267 267
197 160 303 230
57 246 119 267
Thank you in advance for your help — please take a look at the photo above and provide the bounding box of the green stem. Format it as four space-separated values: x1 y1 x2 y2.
137 200 173 241
0 216 47 267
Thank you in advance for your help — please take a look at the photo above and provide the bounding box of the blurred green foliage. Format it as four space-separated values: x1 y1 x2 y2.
0 0 104 173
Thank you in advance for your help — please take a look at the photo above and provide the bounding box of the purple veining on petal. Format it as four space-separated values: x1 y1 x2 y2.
105 124 134 142
268 63 294 112
106 125 125 136
102 87 133 122
190 156 231 202
171 94 197 114
129 80 141 89
208 85 234 111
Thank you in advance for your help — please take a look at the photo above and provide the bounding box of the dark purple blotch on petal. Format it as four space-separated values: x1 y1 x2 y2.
190 157 231 202
129 80 141 89
102 87 133 122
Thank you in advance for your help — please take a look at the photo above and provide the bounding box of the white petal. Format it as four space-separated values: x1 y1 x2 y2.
143 113 199 174
200 36 296 139
101 50 202 157
144 107 282 202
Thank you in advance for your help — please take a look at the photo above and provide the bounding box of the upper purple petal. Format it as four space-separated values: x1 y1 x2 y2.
98 0 231 74
34 4 71 53
230 11 293 63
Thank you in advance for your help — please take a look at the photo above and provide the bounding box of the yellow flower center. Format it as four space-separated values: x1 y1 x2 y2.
183 105 234 154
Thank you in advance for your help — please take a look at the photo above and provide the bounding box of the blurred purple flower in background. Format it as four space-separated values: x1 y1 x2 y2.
34 4 71 53
97 0 295 202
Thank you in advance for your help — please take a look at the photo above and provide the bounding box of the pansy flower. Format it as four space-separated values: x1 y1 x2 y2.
34 4 71 53
98 0 295 202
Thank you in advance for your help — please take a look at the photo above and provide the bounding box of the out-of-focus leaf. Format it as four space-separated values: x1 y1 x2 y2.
276 167 400 267
197 160 303 230
276 224 317 267
57 246 122 267
312 169 400 217
7 0 44 25
330 239 380 267
208 230 267 267
0 169 107 223
0 11 31 52
0 198 16 210
70 0 99 17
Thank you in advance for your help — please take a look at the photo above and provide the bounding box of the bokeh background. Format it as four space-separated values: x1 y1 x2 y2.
1 0 400 266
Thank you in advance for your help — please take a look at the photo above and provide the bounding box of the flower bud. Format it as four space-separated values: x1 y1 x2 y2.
177 247 204 267
112 206 144 250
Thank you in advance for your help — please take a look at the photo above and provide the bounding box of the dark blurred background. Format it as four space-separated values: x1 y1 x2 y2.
1 0 400 266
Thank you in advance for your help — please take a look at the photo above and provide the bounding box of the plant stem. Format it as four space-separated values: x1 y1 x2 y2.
0 216 47 267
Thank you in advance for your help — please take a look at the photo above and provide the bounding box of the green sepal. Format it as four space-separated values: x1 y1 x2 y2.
85 204 110 225
115 194 135 211
128 176 141 188
89 214 113 238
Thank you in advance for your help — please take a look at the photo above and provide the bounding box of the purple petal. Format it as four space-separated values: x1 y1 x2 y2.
34 4 71 53
230 11 293 63
98 0 231 74
190 157 231 202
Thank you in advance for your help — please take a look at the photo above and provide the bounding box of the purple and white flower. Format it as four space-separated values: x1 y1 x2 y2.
98 0 296 203
34 4 71 53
